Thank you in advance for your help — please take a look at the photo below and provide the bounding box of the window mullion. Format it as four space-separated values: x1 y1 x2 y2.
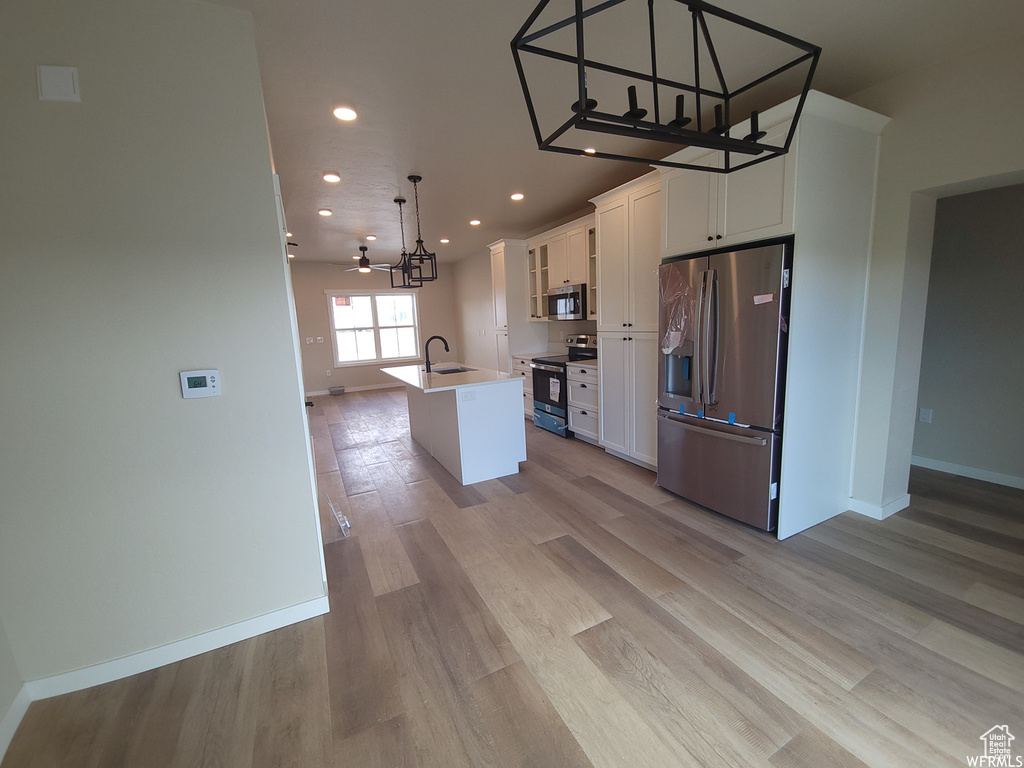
369 296 382 361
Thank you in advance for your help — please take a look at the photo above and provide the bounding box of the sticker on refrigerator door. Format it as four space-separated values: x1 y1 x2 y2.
753 293 775 305
770 482 778 500
728 412 736 425
549 379 560 401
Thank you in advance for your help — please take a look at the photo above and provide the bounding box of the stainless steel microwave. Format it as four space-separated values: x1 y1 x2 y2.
547 283 586 320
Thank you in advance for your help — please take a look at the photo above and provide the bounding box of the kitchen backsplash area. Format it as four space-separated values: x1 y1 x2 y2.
547 319 596 349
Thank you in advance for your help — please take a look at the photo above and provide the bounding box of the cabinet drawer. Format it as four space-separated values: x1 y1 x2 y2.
567 379 598 409
569 406 599 439
566 364 598 385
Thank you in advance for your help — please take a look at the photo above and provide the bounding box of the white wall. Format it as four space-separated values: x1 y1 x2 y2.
847 38 1024 509
912 184 1024 484
290 261 459 393
0 0 325 683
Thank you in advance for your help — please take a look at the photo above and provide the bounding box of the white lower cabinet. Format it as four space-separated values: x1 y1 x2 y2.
567 362 599 442
598 332 657 467
512 354 534 417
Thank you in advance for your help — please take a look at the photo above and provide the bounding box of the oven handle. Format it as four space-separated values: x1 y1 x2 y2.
530 362 563 373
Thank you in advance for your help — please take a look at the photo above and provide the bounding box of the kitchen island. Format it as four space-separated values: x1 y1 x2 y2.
381 364 526 485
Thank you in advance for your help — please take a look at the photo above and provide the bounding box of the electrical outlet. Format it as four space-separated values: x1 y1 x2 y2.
306 337 314 345
919 407 932 423
326 369 332 376
316 336 324 344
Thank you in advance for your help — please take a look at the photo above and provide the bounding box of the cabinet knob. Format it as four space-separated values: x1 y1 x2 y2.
628 337 633 341
716 234 722 240
622 323 627 327
628 323 632 327
580 410 588 416
707 236 713 241
580 383 587 389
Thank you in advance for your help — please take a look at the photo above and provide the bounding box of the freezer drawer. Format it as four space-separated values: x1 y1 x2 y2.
657 411 779 531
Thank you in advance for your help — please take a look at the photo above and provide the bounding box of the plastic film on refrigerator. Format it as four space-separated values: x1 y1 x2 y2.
659 264 696 356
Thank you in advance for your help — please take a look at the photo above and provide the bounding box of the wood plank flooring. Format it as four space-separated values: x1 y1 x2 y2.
5 389 1023 767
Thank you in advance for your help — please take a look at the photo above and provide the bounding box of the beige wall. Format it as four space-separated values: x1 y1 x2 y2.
0 615 21 741
0 0 324 682
847 38 1024 508
290 261 459 393
452 252 497 369
912 185 1024 482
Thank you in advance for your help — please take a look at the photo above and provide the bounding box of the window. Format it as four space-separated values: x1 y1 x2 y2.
326 291 420 366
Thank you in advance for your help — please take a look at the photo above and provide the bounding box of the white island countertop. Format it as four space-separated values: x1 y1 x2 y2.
381 364 517 393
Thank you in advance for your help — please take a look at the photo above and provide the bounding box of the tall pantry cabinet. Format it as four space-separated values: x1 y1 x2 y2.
489 239 547 373
593 173 661 468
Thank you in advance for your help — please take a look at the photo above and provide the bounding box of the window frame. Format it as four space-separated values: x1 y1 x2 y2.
324 289 421 368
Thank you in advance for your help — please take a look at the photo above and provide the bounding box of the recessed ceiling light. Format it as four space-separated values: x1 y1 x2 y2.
352 254 360 260
323 172 341 183
332 106 357 121
439 238 450 244
285 231 293 237
287 252 296 259
365 234 377 241
583 147 597 154
469 219 481 226
318 208 332 216
510 193 525 201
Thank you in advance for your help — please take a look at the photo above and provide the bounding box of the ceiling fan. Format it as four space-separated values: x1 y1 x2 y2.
331 245 391 273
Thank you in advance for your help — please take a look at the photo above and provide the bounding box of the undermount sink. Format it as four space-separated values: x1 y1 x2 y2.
431 366 475 374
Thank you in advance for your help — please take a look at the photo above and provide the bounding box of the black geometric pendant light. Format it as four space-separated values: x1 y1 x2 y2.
405 175 438 283
511 0 821 173
390 196 419 289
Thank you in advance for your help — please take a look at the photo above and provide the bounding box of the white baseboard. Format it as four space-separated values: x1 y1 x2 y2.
25 595 329 702
911 455 1024 491
305 382 404 398
0 685 31 760
847 493 911 520
599 445 656 472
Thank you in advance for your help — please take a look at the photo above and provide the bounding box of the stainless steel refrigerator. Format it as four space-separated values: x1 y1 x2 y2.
657 238 792 531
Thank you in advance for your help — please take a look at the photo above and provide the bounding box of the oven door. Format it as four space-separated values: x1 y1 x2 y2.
531 363 566 412
531 362 569 437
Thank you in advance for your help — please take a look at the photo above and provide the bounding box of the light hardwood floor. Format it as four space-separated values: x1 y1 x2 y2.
4 389 1022 767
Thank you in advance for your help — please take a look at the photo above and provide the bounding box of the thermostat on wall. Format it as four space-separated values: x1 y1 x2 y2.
180 369 221 399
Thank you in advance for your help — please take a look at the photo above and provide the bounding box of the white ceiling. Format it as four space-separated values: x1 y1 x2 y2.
215 0 1024 267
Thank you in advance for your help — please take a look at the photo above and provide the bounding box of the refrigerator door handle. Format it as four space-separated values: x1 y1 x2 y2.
661 411 767 446
692 270 704 404
701 269 716 406
706 268 719 405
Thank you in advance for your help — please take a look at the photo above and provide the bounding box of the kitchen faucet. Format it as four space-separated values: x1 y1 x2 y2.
424 335 449 373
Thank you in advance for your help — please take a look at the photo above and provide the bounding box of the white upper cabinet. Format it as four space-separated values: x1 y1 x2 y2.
564 226 589 286
527 213 595 320
593 173 661 333
662 121 796 259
